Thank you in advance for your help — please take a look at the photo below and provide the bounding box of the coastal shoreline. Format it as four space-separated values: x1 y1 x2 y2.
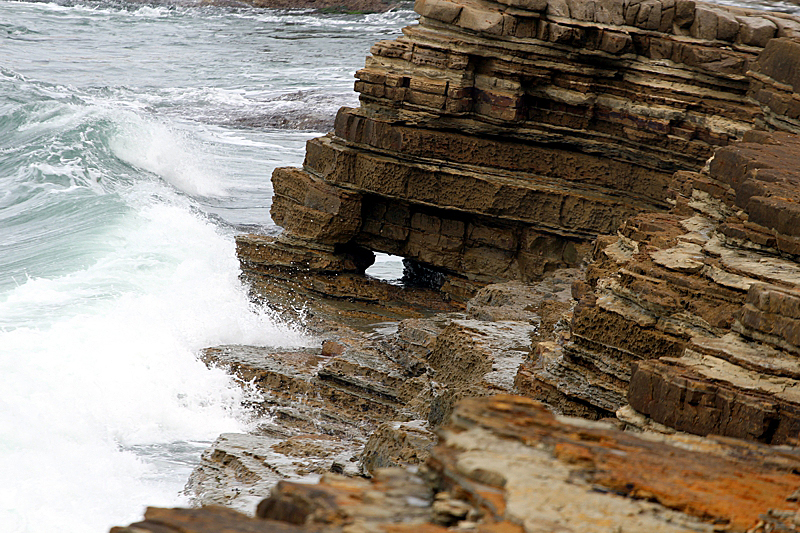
115 0 800 529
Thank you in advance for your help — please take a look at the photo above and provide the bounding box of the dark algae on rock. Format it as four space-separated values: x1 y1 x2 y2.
116 0 800 530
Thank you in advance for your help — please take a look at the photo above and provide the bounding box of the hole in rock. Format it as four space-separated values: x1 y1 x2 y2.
364 252 405 284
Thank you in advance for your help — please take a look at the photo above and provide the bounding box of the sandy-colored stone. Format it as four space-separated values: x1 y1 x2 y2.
629 352 800 444
736 16 776 47
113 397 800 533
433 396 800 533
361 420 436 474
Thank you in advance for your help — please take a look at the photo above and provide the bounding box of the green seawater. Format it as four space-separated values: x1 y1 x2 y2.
0 2 414 531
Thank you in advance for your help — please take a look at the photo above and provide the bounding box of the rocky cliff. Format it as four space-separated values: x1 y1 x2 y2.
533 127 800 444
116 0 800 531
237 0 799 300
516 37 800 439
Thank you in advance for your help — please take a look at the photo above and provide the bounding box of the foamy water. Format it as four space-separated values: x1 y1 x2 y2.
0 105 310 532
0 2 416 530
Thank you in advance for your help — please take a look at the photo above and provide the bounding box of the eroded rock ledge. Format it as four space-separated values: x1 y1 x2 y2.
181 271 577 512
237 0 800 301
114 396 800 533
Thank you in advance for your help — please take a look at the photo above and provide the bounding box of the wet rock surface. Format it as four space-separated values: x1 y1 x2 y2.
184 432 360 513
184 270 579 509
360 420 436 473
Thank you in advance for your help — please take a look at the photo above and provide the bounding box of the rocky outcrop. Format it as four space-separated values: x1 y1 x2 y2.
184 270 577 508
430 395 800 532
117 0 800 530
505 16 800 440
528 127 800 444
749 32 800 132
238 0 800 301
185 336 427 512
232 1 800 448
114 395 800 533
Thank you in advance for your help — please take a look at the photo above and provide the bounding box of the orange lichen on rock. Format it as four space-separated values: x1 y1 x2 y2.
437 395 800 533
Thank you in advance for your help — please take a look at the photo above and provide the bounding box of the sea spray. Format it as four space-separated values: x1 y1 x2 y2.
109 115 228 198
0 196 310 533
0 62 313 533
0 1 419 531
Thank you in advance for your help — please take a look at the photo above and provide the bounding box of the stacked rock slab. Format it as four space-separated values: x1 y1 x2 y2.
516 34 800 437
625 129 800 445
113 396 800 533
185 272 576 510
237 0 779 297
521 118 800 442
749 36 800 133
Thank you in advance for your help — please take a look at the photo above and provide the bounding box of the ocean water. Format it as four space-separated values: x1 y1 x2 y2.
0 2 414 531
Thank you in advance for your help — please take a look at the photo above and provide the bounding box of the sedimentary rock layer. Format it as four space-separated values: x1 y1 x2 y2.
529 128 800 445
239 0 797 293
182 269 577 507
114 396 800 533
749 37 800 132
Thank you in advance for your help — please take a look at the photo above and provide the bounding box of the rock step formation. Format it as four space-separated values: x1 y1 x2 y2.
111 507 307 533
238 0 800 299
431 395 800 532
751 38 800 132
523 126 800 444
185 336 434 512
185 272 576 509
114 395 800 533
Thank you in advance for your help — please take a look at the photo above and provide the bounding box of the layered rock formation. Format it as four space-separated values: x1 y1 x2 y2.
185 270 577 510
115 396 800 533
237 0 798 302
522 111 800 443
116 0 800 531
235 0 800 443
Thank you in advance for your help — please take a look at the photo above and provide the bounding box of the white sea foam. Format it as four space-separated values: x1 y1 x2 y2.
17 102 93 133
0 192 310 533
15 1 179 19
247 8 418 28
130 5 175 18
110 115 228 198
0 3 415 531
